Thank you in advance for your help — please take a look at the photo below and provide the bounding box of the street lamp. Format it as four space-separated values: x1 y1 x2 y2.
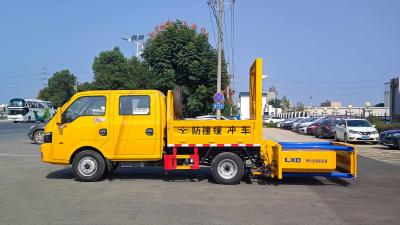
346 104 353 115
333 106 339 115
122 34 145 58
364 101 372 118
322 107 328 116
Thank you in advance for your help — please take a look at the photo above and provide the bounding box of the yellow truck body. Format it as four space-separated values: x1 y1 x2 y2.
41 58 357 184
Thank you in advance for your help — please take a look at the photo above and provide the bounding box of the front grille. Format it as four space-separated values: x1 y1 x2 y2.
360 132 371 135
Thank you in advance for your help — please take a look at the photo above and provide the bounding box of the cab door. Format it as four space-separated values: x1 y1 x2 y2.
113 94 157 159
52 95 110 160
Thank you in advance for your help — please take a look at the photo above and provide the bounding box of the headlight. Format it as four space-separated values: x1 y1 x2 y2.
349 130 358 134
43 132 52 143
372 130 379 134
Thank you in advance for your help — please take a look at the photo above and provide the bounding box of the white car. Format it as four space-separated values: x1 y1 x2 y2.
334 119 379 144
264 116 284 124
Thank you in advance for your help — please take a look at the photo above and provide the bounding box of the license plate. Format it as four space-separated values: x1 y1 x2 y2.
361 135 369 140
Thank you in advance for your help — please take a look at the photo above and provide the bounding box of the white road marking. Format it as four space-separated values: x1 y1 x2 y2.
0 153 40 157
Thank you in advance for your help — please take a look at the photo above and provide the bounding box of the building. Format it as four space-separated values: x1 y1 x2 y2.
278 106 389 119
238 91 282 119
330 101 342 108
387 76 400 122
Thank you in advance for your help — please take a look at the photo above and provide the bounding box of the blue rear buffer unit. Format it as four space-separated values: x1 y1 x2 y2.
278 142 355 178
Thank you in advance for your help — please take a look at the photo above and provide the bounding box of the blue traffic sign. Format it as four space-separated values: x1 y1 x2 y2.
213 103 225 109
213 92 224 103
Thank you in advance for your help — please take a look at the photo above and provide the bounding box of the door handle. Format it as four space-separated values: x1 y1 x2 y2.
99 128 107 136
145 128 153 136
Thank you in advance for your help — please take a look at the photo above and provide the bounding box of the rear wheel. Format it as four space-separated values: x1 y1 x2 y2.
211 152 244 185
72 150 106 182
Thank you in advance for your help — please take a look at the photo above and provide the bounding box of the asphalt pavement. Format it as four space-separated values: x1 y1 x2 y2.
0 123 399 225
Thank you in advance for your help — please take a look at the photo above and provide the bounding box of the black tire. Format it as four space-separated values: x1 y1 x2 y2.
27 116 32 122
371 141 378 145
105 159 118 174
72 150 106 182
211 152 244 185
344 133 348 143
397 139 400 150
33 129 44 144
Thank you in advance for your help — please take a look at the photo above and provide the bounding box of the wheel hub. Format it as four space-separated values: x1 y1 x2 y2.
217 159 237 179
78 157 97 176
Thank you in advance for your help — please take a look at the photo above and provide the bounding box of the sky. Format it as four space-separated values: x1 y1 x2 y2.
0 0 399 107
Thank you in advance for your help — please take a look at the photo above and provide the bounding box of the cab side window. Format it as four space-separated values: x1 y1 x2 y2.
63 96 106 123
119 95 150 115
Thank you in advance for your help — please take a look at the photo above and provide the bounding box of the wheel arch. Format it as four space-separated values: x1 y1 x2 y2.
69 146 105 164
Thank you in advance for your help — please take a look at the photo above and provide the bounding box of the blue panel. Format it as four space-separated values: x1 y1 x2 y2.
279 142 332 146
283 172 353 178
280 145 354 152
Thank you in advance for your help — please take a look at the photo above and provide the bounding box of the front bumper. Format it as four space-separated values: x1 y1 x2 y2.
348 133 379 142
41 143 53 163
299 127 308 133
8 115 24 121
380 137 398 146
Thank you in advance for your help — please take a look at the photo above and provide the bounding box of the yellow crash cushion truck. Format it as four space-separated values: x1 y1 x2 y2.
41 58 357 184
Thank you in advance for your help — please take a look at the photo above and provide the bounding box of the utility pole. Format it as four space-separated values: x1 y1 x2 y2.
216 0 223 119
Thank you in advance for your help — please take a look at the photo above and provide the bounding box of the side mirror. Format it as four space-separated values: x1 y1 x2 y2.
372 124 376 127
340 124 346 128
56 107 62 124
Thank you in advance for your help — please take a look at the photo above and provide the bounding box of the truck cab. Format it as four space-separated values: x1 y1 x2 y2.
41 90 166 179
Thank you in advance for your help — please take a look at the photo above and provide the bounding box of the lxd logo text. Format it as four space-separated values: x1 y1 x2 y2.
285 157 301 163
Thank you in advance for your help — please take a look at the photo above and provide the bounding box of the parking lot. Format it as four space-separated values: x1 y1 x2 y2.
0 122 399 225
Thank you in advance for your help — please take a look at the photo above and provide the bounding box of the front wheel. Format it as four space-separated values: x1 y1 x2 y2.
33 130 44 144
344 133 349 143
211 152 244 185
72 150 106 182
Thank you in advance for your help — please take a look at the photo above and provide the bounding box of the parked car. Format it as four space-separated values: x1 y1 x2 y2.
379 130 400 149
277 118 292 128
298 117 321 134
264 116 284 124
291 117 307 131
315 119 340 138
282 117 303 130
195 115 229 120
27 122 47 144
334 119 379 144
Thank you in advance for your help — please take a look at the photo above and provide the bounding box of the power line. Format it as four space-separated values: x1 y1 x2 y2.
268 79 385 85
207 1 217 47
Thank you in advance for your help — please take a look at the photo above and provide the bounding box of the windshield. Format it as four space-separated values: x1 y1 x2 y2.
347 120 371 127
8 98 26 107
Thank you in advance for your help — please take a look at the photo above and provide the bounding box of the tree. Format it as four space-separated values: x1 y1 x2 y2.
76 82 94 92
296 102 305 111
92 47 130 90
142 20 229 117
320 100 331 107
38 70 77 107
268 98 282 108
92 48 155 90
281 96 290 112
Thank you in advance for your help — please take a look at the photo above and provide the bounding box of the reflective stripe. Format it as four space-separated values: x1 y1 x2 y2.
167 144 261 148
